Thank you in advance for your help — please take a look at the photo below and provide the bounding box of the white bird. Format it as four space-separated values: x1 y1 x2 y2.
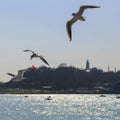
66 5 100 41
7 69 26 82
24 49 49 66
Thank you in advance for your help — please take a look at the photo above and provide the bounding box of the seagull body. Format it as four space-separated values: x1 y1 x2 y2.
66 5 100 41
7 69 26 82
24 49 49 66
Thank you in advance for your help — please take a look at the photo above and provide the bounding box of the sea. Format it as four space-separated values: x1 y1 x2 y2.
0 94 120 120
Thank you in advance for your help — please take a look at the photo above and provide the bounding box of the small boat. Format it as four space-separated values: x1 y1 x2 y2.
116 96 120 99
45 96 52 100
100 94 106 97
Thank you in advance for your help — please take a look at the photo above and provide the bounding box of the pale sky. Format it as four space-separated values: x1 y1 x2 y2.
0 0 120 82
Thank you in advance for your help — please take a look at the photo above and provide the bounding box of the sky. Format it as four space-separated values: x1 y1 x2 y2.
0 0 120 82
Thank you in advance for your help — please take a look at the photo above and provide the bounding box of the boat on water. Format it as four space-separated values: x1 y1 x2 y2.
116 96 120 99
100 94 106 97
45 96 52 100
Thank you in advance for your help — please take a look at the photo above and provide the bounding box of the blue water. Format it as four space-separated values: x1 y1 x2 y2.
0 94 120 120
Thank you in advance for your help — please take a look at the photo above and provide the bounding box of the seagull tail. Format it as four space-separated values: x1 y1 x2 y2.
80 16 86 22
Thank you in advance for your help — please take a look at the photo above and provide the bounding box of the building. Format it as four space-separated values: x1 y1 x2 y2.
86 59 90 70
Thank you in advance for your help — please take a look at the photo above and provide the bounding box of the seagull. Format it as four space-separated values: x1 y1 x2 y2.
7 69 27 82
24 49 49 66
66 5 100 41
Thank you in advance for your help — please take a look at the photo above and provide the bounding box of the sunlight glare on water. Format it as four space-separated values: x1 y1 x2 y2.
0 94 120 120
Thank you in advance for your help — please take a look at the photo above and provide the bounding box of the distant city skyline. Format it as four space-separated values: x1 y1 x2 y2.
0 0 120 82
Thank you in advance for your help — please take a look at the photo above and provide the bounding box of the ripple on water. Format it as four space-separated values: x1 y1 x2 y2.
0 94 120 120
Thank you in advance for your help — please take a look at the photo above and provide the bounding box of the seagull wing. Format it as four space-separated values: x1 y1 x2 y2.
13 70 26 81
39 56 49 66
23 49 35 54
66 17 78 41
7 73 16 77
15 70 25 78
77 5 100 15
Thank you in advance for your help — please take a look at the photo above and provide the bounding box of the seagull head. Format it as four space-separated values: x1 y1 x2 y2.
30 55 33 60
31 54 35 60
72 13 76 16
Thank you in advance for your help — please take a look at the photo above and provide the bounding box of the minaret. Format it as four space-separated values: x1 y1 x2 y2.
115 67 116 73
86 59 90 70
108 65 110 72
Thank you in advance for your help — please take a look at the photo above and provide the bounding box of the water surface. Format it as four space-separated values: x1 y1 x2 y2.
0 94 120 120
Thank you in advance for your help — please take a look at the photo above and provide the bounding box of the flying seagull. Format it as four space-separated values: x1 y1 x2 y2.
24 49 49 66
66 5 100 41
7 69 26 82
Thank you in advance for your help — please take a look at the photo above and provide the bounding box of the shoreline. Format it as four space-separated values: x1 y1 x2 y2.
0 88 117 94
